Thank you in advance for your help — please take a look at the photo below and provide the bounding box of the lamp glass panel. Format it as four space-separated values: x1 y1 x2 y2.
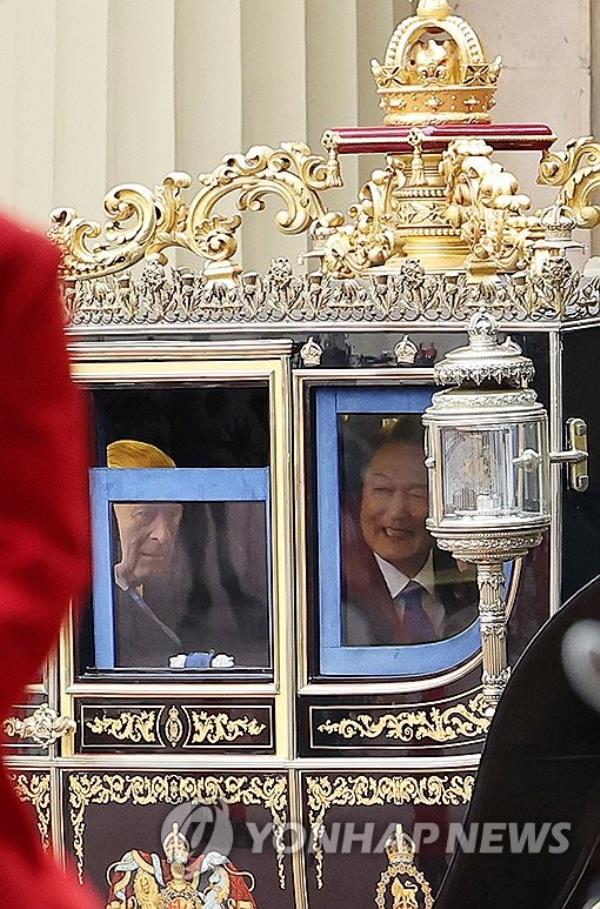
512 419 548 517
442 426 514 518
441 420 548 520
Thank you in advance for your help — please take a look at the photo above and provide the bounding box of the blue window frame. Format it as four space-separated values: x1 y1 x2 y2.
90 467 271 669
316 386 482 677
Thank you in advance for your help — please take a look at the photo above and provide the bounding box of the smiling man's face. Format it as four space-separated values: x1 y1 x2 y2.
113 502 183 587
359 441 432 577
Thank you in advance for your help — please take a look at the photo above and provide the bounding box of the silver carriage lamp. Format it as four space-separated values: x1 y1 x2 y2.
422 311 589 715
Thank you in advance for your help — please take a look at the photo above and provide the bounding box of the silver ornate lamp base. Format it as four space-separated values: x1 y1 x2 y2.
437 530 544 716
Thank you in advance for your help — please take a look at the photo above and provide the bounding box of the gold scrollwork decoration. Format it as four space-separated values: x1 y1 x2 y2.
68 773 289 889
539 137 600 229
190 710 267 745
305 774 474 890
85 710 159 745
317 692 490 744
50 143 341 286
3 703 75 748
12 773 51 850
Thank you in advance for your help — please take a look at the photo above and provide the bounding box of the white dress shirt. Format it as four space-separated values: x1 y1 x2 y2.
374 549 445 638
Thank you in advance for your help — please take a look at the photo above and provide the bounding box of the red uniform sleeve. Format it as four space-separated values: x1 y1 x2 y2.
0 220 90 715
0 217 99 907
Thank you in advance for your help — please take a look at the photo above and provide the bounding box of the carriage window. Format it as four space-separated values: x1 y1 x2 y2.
315 386 483 678
76 385 273 679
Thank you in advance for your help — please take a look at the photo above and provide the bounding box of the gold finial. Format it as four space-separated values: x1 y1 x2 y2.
416 0 452 19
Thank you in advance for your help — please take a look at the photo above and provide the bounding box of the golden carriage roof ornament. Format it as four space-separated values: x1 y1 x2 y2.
49 1 600 330
372 0 502 125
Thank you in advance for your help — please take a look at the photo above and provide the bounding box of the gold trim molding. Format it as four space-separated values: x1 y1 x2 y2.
305 774 474 889
190 711 267 745
316 692 490 745
85 710 159 745
63 255 600 331
49 135 599 283
68 773 289 888
81 704 272 750
12 773 51 850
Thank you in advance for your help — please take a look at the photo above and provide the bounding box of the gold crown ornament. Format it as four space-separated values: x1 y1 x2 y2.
162 823 191 867
371 0 502 126
385 824 418 865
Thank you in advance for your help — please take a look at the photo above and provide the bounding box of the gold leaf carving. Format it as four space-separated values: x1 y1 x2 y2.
317 693 490 744
190 711 266 745
85 710 158 745
68 773 288 889
313 166 398 278
539 137 600 229
50 144 340 285
305 774 474 889
441 138 537 273
12 773 51 850
4 703 75 748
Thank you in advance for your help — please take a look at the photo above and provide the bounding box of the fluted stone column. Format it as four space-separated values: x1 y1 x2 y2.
455 0 592 221
106 0 177 191
0 1 59 224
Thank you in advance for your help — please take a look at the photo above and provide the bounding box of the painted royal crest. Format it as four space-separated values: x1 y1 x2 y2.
375 825 434 909
105 823 257 909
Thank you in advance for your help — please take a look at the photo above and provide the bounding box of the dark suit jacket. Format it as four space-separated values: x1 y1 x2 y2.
114 585 183 669
342 516 480 646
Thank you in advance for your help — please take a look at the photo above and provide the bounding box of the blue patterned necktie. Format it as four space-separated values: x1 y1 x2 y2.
396 580 436 644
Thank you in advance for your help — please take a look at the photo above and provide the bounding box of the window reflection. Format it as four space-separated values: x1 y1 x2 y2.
340 414 480 647
110 497 271 671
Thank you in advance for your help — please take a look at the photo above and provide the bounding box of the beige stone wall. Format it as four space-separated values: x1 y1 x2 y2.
0 0 596 267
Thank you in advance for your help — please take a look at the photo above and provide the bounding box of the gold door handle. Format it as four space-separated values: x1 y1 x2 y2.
3 703 75 748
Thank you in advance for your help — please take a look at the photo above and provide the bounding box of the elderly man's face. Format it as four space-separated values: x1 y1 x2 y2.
360 441 432 576
113 502 183 586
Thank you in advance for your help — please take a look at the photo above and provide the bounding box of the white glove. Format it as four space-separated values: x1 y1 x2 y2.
211 653 235 668
169 654 187 668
